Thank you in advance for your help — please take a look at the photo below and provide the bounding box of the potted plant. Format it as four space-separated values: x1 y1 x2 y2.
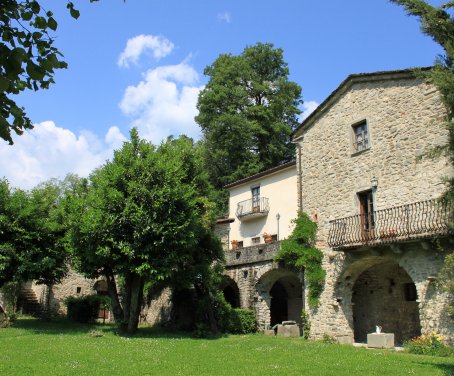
263 233 273 244
231 240 239 250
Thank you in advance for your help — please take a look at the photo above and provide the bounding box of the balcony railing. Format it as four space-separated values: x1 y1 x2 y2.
236 197 270 220
328 199 453 250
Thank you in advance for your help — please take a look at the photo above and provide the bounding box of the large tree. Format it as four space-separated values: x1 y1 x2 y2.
0 178 68 289
0 1 95 144
64 130 223 334
196 43 302 198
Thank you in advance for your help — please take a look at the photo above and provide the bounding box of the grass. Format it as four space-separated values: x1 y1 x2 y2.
0 317 453 376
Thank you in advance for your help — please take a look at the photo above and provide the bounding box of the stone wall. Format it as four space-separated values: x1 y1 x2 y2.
293 73 454 344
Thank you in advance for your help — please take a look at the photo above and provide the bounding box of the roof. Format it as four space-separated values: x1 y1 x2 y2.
292 67 432 138
224 160 296 189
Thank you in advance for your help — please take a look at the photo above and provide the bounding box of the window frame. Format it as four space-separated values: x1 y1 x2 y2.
351 120 370 155
251 185 261 213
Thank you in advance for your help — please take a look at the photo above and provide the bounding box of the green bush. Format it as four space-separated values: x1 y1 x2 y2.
404 332 454 357
64 295 109 323
213 292 257 334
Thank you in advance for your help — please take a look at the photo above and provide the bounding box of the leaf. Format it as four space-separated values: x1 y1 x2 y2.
48 17 57 31
26 61 45 81
0 76 9 92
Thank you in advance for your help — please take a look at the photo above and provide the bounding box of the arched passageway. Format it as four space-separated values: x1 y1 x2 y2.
222 277 240 308
256 269 303 327
352 262 421 344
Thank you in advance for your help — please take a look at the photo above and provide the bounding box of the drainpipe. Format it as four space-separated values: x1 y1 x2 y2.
291 136 304 212
276 213 280 240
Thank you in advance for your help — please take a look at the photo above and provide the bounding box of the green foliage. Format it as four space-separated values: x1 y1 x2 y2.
275 211 325 307
301 309 311 340
0 282 20 323
196 42 302 214
404 332 454 357
64 294 108 324
0 178 68 288
391 0 454 318
438 252 454 317
0 1 99 144
64 130 222 334
212 292 257 334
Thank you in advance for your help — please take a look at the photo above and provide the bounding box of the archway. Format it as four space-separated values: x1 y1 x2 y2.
352 262 421 344
222 277 240 308
256 269 303 327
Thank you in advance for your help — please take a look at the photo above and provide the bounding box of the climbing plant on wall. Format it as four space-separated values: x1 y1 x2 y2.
274 211 325 308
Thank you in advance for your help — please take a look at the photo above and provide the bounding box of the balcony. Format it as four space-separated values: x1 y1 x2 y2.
225 241 280 266
328 199 453 250
236 197 270 221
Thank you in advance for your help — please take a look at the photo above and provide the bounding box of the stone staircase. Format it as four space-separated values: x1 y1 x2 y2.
18 287 43 317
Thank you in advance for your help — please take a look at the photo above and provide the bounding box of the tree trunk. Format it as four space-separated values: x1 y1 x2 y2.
195 284 218 333
127 274 144 335
105 272 124 329
122 272 133 332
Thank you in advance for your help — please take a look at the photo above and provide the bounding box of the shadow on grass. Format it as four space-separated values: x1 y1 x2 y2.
419 361 454 376
10 317 228 340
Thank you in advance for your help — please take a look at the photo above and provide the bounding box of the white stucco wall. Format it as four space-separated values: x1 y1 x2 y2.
227 165 297 248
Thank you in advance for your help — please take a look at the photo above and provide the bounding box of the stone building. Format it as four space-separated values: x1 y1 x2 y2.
291 68 453 344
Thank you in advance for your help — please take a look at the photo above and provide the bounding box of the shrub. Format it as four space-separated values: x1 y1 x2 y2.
404 332 454 357
64 294 109 323
213 292 257 334
230 309 257 334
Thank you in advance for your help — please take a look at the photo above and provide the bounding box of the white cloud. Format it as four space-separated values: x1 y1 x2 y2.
301 100 319 120
119 61 204 143
118 34 174 68
218 12 232 23
0 122 127 190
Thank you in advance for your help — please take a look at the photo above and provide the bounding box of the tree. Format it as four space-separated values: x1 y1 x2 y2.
0 1 95 144
64 130 223 334
196 42 302 207
390 0 454 317
0 178 68 289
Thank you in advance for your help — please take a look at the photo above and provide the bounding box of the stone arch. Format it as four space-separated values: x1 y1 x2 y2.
93 279 108 294
221 276 240 308
255 268 303 328
344 259 421 344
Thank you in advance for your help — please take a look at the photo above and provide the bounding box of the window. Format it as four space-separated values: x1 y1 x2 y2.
252 237 260 244
358 190 374 239
237 241 244 249
353 121 369 152
251 186 260 212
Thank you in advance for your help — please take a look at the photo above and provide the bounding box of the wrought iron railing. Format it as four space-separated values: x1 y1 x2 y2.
236 197 270 219
328 199 453 249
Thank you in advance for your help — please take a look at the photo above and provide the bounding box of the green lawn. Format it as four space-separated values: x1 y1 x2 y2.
0 318 453 376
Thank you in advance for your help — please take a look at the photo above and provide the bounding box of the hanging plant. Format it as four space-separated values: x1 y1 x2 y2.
274 211 325 308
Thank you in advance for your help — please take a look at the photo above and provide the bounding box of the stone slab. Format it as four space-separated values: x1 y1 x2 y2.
276 324 300 337
264 329 275 336
367 333 395 349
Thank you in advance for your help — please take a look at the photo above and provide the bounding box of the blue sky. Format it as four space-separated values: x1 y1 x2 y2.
0 0 446 188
